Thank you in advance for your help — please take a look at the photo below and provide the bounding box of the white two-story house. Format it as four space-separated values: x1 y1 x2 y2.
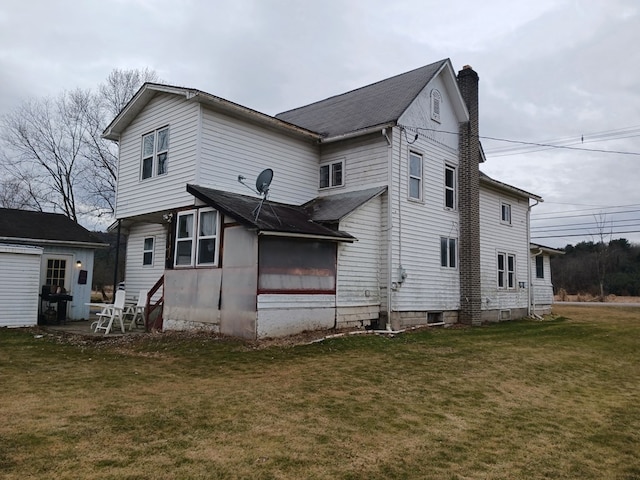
103 58 556 339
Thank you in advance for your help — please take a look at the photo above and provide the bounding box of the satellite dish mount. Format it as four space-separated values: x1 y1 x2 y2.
237 168 280 223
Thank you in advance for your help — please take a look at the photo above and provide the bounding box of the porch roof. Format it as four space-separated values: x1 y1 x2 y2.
303 186 387 223
186 185 356 242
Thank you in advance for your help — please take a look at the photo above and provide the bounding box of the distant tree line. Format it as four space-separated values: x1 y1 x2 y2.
551 238 640 297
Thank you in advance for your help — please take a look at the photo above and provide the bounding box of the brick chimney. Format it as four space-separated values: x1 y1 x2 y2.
457 65 482 325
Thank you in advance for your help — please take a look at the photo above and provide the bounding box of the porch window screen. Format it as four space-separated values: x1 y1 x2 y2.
258 237 336 293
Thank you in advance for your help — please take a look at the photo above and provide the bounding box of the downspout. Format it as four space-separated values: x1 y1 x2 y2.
112 220 121 301
527 199 540 316
383 128 393 329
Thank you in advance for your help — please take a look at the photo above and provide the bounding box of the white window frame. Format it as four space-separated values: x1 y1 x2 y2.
174 208 220 268
142 236 155 267
440 237 457 269
319 159 344 189
444 164 456 210
501 201 512 225
141 126 169 180
535 255 544 279
196 208 219 266
498 252 516 289
408 151 423 201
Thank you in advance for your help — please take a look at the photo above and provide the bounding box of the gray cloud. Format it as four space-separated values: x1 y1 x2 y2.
1 0 638 245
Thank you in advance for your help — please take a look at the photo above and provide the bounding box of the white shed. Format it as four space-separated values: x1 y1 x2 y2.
0 244 43 327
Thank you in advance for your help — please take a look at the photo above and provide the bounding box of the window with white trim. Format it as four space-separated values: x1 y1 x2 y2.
143 237 154 266
536 255 544 279
141 126 169 180
501 202 512 224
319 160 344 189
409 151 423 200
498 252 516 289
440 237 457 268
445 164 456 209
174 208 220 267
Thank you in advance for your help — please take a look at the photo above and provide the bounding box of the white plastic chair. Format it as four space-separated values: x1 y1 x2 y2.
125 290 147 330
92 290 126 335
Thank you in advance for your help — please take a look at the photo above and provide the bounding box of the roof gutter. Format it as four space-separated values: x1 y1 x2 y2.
320 123 396 144
257 231 355 243
0 236 109 249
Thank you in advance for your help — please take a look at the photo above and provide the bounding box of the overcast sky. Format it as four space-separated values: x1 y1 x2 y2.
1 0 639 247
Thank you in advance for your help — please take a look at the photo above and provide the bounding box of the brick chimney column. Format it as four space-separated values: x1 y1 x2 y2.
457 66 482 325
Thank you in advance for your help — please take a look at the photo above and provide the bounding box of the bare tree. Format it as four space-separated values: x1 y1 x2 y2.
0 92 88 221
78 68 160 217
592 213 612 300
0 68 160 222
0 175 43 210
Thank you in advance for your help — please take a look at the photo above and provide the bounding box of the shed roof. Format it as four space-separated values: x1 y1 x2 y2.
186 185 355 242
0 208 107 248
276 59 450 138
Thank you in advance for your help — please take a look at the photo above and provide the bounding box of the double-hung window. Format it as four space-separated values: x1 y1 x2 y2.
319 160 344 189
141 126 169 180
409 151 423 200
440 237 457 268
498 252 516 289
501 201 512 224
175 208 219 267
142 237 154 266
445 165 456 209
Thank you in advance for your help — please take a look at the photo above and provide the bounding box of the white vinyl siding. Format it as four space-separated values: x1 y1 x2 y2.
388 126 460 313
199 107 319 205
116 94 199 219
336 194 382 309
125 223 167 297
318 133 389 194
0 245 42 327
479 184 530 311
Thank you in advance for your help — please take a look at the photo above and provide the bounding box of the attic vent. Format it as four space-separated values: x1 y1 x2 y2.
431 89 442 123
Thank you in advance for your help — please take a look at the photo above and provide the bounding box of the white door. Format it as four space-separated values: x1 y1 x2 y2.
41 254 72 293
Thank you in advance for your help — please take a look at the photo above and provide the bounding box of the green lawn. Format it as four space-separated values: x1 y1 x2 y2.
1 304 639 479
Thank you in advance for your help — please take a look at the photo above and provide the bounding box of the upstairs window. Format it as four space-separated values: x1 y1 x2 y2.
143 237 154 266
175 208 220 267
431 89 442 123
409 151 423 200
141 126 169 180
498 252 516 289
440 237 457 268
319 160 344 189
445 165 456 209
501 202 512 224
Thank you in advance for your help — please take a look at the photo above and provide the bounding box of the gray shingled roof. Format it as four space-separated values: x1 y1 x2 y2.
0 208 106 246
304 186 387 223
276 59 447 137
187 185 355 242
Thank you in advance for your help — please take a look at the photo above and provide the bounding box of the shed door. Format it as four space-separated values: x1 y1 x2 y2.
41 255 72 293
0 251 41 327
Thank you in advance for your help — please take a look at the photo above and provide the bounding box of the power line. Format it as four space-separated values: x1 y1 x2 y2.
532 229 640 239
399 124 640 157
532 222 640 234
531 208 640 221
531 218 640 232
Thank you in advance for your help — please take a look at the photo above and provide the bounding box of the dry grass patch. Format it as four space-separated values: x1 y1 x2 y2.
1 306 639 479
